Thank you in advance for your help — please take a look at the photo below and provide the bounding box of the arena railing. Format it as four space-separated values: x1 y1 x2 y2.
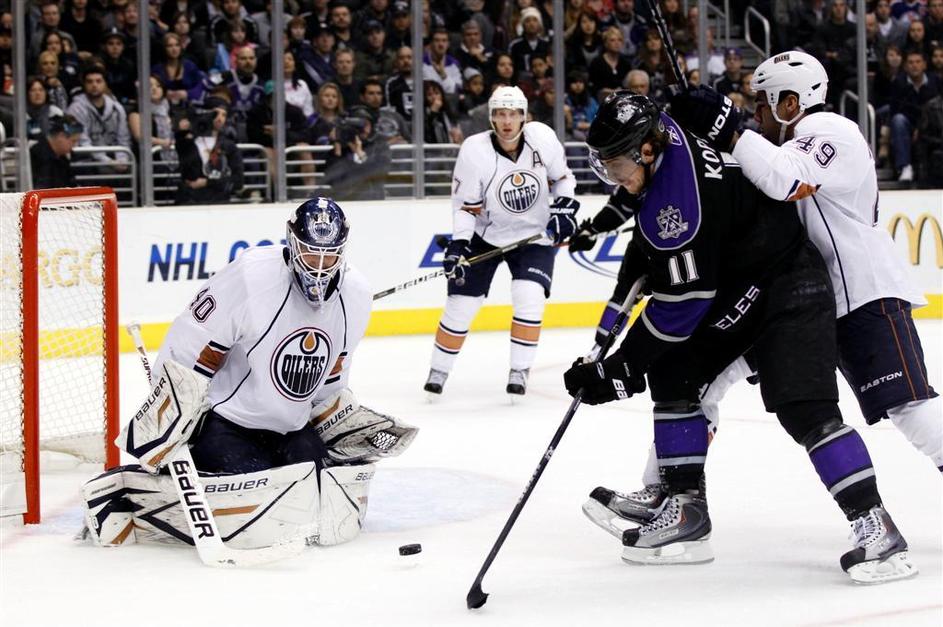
68 146 138 207
745 7 771 60
150 143 272 205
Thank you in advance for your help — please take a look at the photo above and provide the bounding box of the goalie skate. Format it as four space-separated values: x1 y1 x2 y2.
841 506 918 584
621 494 713 565
582 485 667 539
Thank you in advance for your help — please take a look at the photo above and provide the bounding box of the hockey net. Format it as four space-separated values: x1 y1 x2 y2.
1 188 119 524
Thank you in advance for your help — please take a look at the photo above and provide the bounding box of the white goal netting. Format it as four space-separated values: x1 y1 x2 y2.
1 191 113 518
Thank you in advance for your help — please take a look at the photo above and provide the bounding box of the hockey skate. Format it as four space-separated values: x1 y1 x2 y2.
423 369 448 397
582 484 667 539
506 368 529 397
621 493 713 565
840 505 918 584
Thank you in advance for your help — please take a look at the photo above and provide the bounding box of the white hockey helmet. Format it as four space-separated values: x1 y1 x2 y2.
489 86 527 141
750 50 828 124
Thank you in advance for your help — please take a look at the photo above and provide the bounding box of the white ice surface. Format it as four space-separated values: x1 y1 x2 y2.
2 323 941 627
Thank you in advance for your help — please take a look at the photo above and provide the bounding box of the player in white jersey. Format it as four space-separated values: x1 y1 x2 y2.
423 86 579 397
583 53 939 581
81 199 418 549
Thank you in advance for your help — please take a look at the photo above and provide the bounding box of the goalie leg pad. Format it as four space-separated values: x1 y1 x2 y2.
314 463 376 546
117 359 210 473
312 388 418 463
82 462 320 549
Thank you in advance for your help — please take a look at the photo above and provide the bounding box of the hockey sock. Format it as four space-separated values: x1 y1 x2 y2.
653 404 709 494
887 397 943 471
509 280 546 371
430 295 484 373
806 424 880 520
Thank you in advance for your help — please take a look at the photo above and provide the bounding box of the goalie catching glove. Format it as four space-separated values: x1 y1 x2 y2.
311 388 418 463
117 359 209 473
564 351 647 405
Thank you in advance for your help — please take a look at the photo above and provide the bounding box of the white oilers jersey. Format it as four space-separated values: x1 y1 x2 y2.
153 246 372 434
732 112 925 317
450 121 576 247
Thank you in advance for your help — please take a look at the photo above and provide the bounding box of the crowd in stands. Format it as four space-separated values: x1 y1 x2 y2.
2 0 941 203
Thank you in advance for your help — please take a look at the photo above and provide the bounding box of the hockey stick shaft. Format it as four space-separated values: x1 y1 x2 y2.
125 323 304 568
466 276 647 610
643 0 688 88
373 233 544 301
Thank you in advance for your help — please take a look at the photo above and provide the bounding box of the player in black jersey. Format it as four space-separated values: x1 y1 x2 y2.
563 92 915 583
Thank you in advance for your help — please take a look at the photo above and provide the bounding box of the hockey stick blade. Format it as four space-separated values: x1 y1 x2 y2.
464 277 646 609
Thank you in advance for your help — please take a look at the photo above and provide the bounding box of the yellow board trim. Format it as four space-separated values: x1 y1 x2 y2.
1 295 939 360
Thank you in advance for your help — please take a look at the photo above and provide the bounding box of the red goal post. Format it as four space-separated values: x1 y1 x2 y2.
1 187 120 524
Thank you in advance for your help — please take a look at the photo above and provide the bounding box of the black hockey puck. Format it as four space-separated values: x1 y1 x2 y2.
398 543 422 556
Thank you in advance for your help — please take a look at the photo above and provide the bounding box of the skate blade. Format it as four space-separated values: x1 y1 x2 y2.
582 498 637 540
425 392 442 403
508 393 525 405
622 537 714 565
847 551 919 585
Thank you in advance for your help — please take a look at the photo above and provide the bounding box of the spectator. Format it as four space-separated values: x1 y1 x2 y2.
30 1 77 60
875 44 905 163
520 54 552 100
564 0 587 39
458 67 488 117
713 48 745 96
530 78 556 126
60 0 99 59
589 26 632 100
333 48 362 110
355 0 391 33
683 26 725 85
311 81 346 144
927 0 943 45
174 96 244 204
287 14 309 47
622 68 650 95
247 80 313 190
26 76 60 141
152 32 206 109
931 43 943 80
458 0 496 49
284 50 316 120
43 30 81 89
489 52 518 89
100 28 137 108
876 0 909 48
891 0 927 25
509 7 550 73
30 113 83 189
222 46 266 142
916 90 943 182
385 45 414 120
455 20 494 74
359 78 410 143
664 0 692 53
211 0 259 45
566 8 603 69
811 0 857 106
386 1 412 50
603 0 644 57
355 20 395 80
304 27 337 89
304 0 331 34
904 19 931 55
330 2 357 50
794 0 828 51
36 51 70 110
66 65 132 172
423 28 463 95
170 10 210 69
889 50 940 181
128 75 176 164
565 68 598 141
423 80 463 143
251 0 287 46
632 29 668 104
320 105 390 200
213 19 257 72
161 1 210 35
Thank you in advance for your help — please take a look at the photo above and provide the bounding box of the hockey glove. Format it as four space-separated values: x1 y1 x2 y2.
546 196 580 245
563 351 646 405
567 219 599 252
443 238 470 286
668 85 742 152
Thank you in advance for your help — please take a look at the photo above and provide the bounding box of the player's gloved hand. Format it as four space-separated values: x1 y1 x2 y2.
563 351 646 405
546 196 580 245
567 219 598 252
443 238 470 286
668 84 742 152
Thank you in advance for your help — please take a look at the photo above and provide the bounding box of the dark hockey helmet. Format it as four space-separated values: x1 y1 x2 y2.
286 197 350 306
586 91 664 185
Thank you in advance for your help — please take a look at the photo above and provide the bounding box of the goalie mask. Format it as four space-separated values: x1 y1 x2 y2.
586 91 664 187
286 197 349 306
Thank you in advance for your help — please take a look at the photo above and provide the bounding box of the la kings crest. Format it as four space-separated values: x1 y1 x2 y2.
497 170 542 214
270 327 333 401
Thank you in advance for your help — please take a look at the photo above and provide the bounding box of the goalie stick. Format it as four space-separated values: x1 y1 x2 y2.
466 276 647 610
125 323 308 568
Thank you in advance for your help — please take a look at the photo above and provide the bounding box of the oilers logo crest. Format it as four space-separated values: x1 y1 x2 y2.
270 328 333 401
498 171 541 214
